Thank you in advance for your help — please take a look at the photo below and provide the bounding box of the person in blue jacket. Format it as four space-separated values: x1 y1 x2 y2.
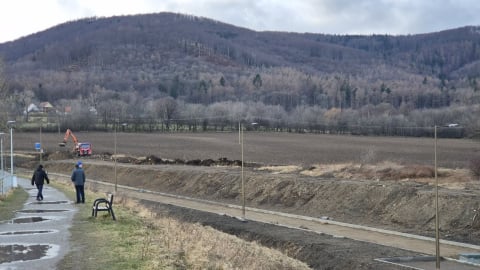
31 164 49 201
71 161 86 203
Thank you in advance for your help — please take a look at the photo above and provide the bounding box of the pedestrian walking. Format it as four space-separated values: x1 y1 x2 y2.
71 161 86 204
31 164 49 201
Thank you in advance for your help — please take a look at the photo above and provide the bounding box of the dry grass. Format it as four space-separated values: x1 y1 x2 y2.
470 157 480 180
53 179 311 270
0 187 29 221
119 198 311 270
300 162 359 178
256 165 303 174
297 161 475 189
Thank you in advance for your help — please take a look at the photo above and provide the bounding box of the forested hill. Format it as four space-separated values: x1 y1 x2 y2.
2 12 480 77
0 12 480 135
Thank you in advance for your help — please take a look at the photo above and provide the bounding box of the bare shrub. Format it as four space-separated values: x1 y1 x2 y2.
360 147 377 167
470 157 480 180
376 165 435 180
412 165 435 178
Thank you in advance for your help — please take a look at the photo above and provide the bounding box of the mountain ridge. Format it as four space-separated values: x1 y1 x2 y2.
0 12 479 135
1 12 479 77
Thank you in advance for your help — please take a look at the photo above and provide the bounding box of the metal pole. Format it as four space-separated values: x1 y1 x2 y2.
114 123 127 193
114 122 117 192
57 115 60 134
0 134 3 195
435 125 440 269
0 136 2 172
10 126 13 173
10 125 14 188
39 125 42 164
241 123 245 218
0 138 2 171
238 121 241 144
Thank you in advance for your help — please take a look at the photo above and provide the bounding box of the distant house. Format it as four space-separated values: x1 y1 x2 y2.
39 102 54 113
27 103 40 113
89 106 98 115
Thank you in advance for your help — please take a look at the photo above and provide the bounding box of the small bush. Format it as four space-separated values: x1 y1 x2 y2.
360 147 377 167
470 157 480 180
380 165 435 180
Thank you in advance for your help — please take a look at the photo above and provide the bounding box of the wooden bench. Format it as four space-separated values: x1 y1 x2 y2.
91 193 116 220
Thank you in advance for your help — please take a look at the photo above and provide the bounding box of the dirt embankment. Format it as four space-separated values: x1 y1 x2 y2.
33 154 480 246
137 200 418 270
13 130 480 269
16 150 480 269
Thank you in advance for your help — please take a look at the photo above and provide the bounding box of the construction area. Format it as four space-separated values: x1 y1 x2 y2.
7 131 480 269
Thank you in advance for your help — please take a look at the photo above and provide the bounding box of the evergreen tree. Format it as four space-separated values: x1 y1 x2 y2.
253 74 262 89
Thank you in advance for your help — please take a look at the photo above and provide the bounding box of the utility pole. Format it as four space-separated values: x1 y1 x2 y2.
435 125 440 269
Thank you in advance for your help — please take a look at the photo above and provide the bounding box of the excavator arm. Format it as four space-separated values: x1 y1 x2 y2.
59 129 79 147
59 128 92 156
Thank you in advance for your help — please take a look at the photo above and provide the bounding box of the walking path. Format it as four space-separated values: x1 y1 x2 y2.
0 177 77 270
51 171 480 269
4 172 479 270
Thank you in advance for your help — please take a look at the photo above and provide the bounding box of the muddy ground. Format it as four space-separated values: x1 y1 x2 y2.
11 131 480 269
12 131 480 168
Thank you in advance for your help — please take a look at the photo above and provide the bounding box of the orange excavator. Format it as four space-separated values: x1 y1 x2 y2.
59 128 92 156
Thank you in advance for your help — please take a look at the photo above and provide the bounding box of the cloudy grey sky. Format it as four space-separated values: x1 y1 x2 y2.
1 0 480 43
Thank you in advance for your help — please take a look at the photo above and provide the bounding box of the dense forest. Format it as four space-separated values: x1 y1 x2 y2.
0 12 479 136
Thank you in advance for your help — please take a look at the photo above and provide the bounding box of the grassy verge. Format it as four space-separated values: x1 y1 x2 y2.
51 180 311 270
53 180 159 269
0 187 29 221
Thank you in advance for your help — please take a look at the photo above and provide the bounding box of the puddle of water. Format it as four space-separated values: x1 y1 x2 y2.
12 217 48 224
17 209 68 213
0 230 53 236
28 201 69 205
0 244 50 264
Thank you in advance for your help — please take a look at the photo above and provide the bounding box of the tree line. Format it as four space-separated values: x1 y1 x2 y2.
14 98 469 139
1 60 479 137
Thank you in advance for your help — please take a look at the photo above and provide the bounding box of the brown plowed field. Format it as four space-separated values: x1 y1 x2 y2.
13 131 480 167
12 131 480 269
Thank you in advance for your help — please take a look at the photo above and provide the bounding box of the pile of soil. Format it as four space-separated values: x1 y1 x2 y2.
34 154 480 245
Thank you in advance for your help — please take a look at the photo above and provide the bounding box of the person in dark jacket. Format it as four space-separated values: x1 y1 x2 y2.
71 161 86 203
31 164 49 201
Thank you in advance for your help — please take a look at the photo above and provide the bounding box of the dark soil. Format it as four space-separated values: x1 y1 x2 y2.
13 131 480 168
138 199 417 270
13 131 480 269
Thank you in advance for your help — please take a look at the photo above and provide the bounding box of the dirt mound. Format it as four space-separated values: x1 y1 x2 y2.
298 161 471 186
18 150 263 180
39 159 480 246
47 151 75 160
126 155 252 167
17 147 480 248
42 151 251 168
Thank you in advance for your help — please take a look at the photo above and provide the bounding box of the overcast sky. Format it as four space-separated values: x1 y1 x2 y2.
1 0 480 43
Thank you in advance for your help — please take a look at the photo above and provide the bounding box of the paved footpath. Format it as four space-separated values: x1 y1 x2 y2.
0 177 77 270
